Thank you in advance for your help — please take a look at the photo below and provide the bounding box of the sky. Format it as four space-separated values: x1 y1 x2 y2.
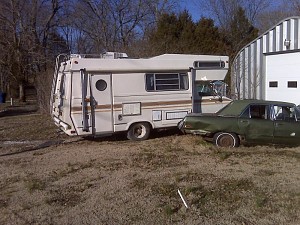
179 0 203 22
179 0 285 22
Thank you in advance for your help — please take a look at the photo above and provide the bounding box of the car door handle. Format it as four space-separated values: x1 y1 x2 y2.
240 120 249 123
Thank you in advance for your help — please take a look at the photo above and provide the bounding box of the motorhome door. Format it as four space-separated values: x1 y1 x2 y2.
90 74 113 134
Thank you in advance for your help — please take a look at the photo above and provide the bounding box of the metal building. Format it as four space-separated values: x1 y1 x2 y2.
231 16 300 105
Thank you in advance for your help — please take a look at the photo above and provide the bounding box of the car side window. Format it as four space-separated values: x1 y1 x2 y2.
240 105 268 119
273 106 296 122
295 107 300 121
240 106 250 118
249 105 268 119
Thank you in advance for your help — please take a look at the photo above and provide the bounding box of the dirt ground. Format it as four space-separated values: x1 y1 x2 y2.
0 102 300 225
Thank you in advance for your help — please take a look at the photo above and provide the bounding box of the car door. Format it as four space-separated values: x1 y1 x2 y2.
272 105 300 145
238 104 274 144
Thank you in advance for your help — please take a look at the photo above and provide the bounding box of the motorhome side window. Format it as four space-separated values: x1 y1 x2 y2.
145 73 188 91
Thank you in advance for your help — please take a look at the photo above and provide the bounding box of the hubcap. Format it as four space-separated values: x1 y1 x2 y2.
219 135 234 147
134 126 144 137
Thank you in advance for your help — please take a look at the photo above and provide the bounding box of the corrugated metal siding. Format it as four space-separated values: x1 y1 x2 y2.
231 17 300 100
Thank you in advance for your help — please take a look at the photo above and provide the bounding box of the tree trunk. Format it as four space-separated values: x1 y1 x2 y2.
19 83 25 102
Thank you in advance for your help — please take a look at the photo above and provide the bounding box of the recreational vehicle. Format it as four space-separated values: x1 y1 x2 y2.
50 52 230 140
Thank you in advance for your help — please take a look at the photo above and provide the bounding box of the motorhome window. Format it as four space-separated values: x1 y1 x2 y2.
180 74 189 89
145 73 188 91
95 79 107 91
269 81 278 87
288 81 297 88
194 61 225 69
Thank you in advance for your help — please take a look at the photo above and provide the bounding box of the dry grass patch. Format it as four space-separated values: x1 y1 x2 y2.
24 177 46 193
132 148 186 170
46 188 82 207
1 104 300 224
96 158 130 172
0 199 9 208
130 177 149 190
49 160 95 181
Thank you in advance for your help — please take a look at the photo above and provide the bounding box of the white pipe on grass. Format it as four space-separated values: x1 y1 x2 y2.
178 189 189 208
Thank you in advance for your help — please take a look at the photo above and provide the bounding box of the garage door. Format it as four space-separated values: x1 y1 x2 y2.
265 52 300 105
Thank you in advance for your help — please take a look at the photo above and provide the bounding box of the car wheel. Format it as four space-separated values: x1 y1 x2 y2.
213 132 240 147
127 122 151 141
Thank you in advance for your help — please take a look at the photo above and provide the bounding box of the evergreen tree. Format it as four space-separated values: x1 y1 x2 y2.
148 11 226 56
194 18 227 54
220 7 258 89
226 7 258 56
148 13 179 55
175 10 195 53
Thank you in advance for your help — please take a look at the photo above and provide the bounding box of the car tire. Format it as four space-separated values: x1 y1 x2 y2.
213 132 240 147
127 122 151 141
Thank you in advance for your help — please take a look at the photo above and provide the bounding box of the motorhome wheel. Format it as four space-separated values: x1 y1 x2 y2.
127 122 150 141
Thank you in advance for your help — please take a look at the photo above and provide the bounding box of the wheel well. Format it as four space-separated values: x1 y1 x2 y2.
213 132 241 141
127 121 153 131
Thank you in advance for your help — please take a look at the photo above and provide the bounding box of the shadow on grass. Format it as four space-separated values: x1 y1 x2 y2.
0 105 38 117
84 127 183 143
0 140 64 157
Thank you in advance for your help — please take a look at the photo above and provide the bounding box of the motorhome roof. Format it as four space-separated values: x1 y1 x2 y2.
151 54 228 61
65 54 229 73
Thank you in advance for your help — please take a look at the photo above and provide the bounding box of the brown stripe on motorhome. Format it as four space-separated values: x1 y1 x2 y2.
193 99 232 104
71 99 192 113
141 100 191 107
72 104 112 112
95 105 112 109
113 104 122 109
70 99 230 114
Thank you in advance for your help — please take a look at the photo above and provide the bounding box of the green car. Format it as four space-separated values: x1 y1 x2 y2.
178 100 300 147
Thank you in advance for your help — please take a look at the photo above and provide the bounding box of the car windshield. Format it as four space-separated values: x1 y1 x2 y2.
196 81 214 96
216 101 249 116
195 80 227 97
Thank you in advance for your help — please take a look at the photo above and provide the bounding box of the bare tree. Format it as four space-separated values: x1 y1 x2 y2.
256 0 299 33
0 0 62 102
60 0 178 55
194 0 271 31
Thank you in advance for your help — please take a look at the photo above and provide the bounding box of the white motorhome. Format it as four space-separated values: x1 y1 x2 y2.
51 52 231 140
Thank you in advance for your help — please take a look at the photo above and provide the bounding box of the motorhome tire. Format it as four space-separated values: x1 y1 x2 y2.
213 132 240 147
127 122 151 141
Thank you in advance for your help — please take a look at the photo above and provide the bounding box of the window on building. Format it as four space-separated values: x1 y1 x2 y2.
145 73 188 91
269 81 278 88
287 81 297 88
